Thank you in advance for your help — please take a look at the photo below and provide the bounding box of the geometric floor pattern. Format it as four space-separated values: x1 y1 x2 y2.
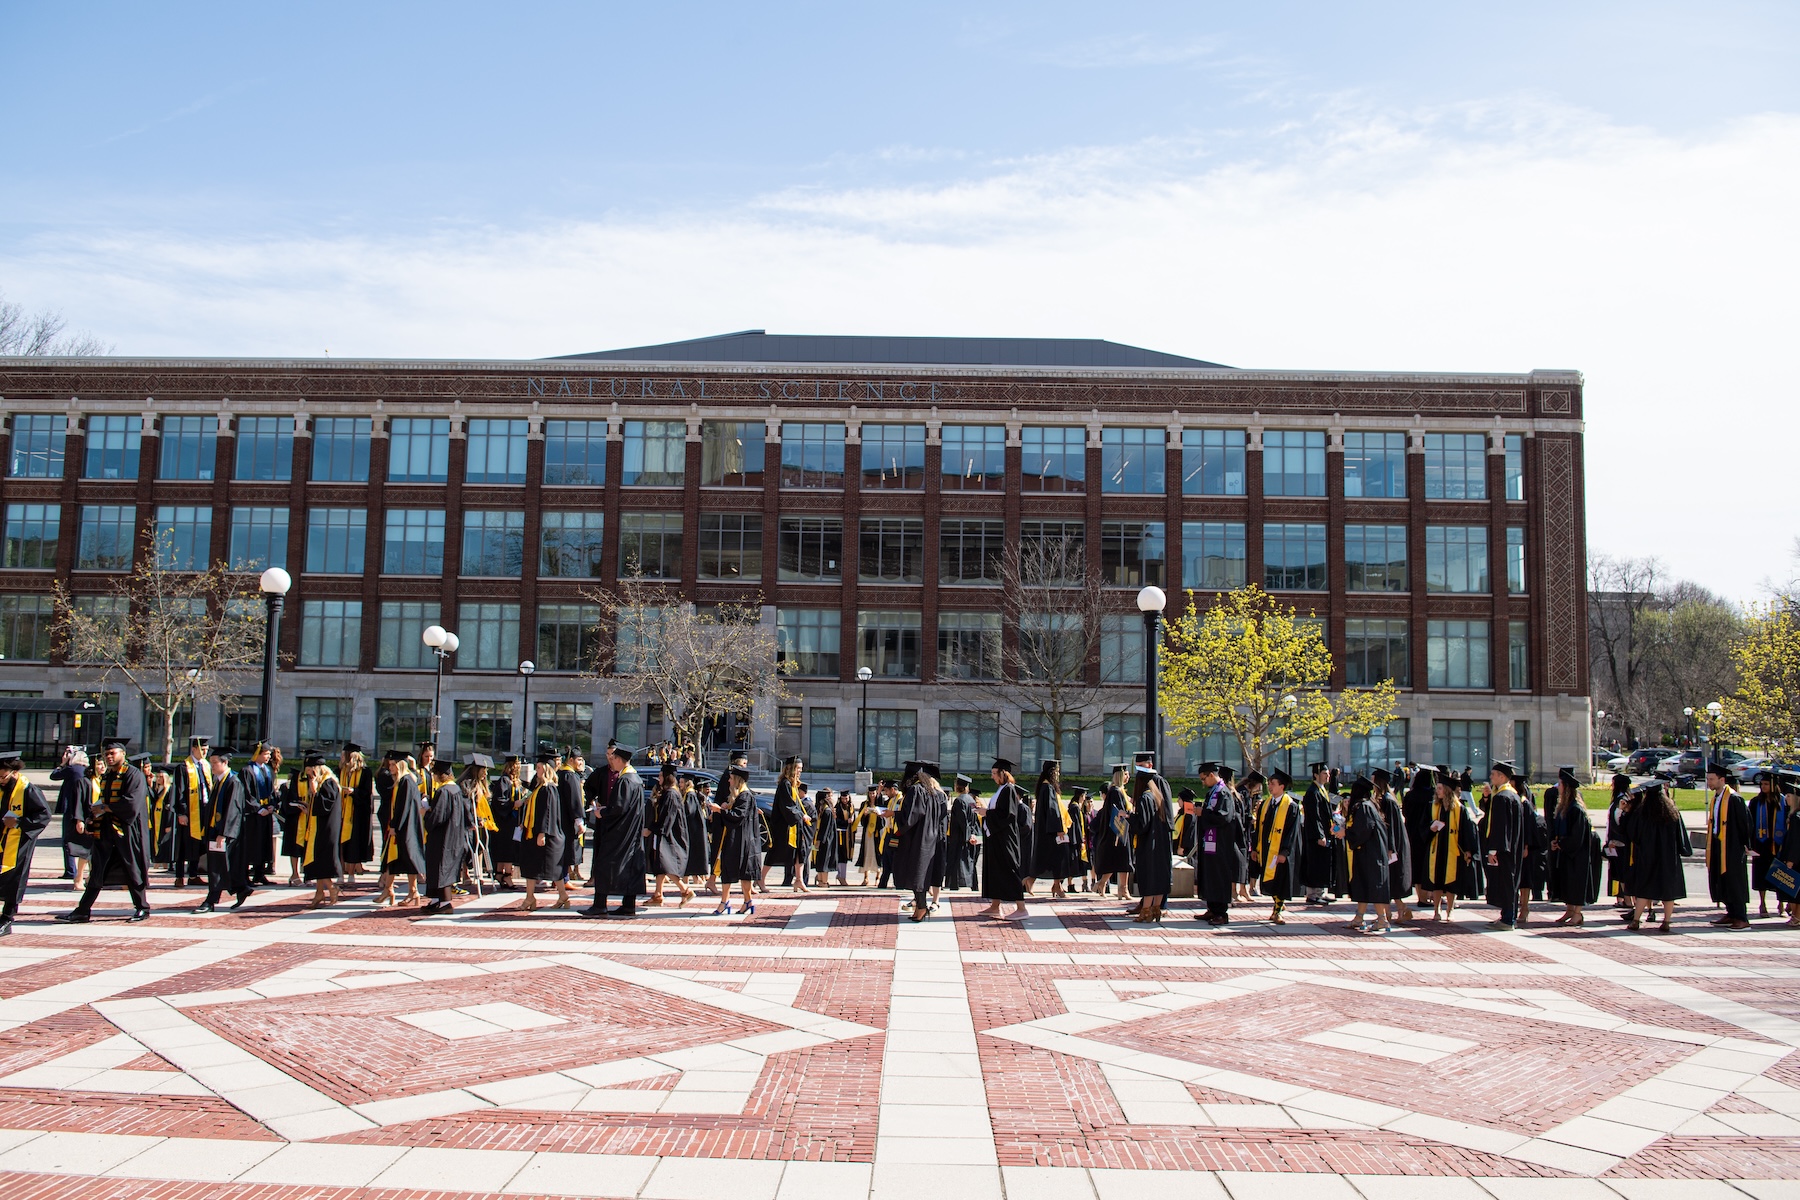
2 869 1800 1199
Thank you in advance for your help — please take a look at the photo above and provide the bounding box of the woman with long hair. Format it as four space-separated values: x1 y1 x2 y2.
1090 763 1134 901
301 754 343 907
458 758 495 891
339 745 375 884
981 759 1030 920
1129 766 1173 923
1549 766 1595 927
812 787 840 887
1026 759 1064 898
712 765 762 915
520 750 568 912
489 755 523 890
1604 772 1635 913
1628 782 1690 933
649 763 695 907
854 794 882 886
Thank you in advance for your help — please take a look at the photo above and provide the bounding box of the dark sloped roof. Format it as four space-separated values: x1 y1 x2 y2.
555 330 1226 369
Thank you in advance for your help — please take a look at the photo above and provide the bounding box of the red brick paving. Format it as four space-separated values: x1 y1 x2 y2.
0 1174 632 1200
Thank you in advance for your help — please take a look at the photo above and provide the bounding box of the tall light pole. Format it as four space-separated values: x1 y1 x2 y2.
257 567 291 746
857 665 873 770
422 625 460 748
518 660 535 754
1684 706 1696 753
1136 585 1167 766
1706 700 1723 763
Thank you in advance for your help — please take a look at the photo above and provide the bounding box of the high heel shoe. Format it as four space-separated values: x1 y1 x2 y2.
679 888 694 908
745 903 756 916
713 903 732 916
522 897 538 912
552 895 571 911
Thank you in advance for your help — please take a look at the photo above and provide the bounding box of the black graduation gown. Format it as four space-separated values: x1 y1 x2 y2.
1379 794 1412 901
1518 795 1550 896
651 784 691 877
204 771 251 897
1481 788 1525 905
51 764 94 860
1253 792 1303 900
278 773 306 859
1631 810 1691 902
240 761 277 878
147 781 174 866
1031 780 1066 879
593 767 646 895
169 758 211 870
1130 783 1175 896
944 794 981 889
1749 794 1782 892
1300 783 1334 890
687 793 713 876
1402 788 1434 894
423 780 468 893
892 782 950 893
488 777 519 867
1090 785 1134 875
1194 782 1240 908
814 799 841 873
558 768 586 872
767 779 803 869
342 766 376 863
1605 798 1634 898
303 777 343 881
1344 797 1391 903
1548 799 1596 906
1424 798 1483 899
518 779 564 881
980 782 1029 902
0 777 52 917
382 771 429 877
1706 789 1752 909
716 787 763 885
92 765 151 890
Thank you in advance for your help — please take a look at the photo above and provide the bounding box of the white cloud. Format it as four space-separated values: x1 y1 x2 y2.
3 100 1795 599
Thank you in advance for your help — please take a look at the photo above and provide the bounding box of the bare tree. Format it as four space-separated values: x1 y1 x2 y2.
53 534 267 763
1587 553 1666 746
0 289 111 356
580 576 792 754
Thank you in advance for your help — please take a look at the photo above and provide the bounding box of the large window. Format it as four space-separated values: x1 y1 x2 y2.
461 510 526 577
455 700 514 758
1506 526 1526 594
1100 521 1164 587
1181 429 1245 495
1426 526 1489 594
1263 430 1326 497
808 708 836 772
154 506 211 571
458 602 521 671
76 505 134 571
1424 433 1487 500
10 415 66 478
779 422 845 488
1021 426 1085 492
311 417 371 482
297 698 354 751
540 511 606 578
1182 728 1244 777
465 419 528 484
614 607 663 674
0 595 55 660
777 516 841 582
861 424 926 490
777 609 841 677
221 697 261 751
941 425 1005 491
388 418 450 483
939 519 1003 586
937 611 1002 680
383 509 446 575
1020 521 1085 586
1182 521 1246 590
1102 427 1164 494
1351 719 1409 777
141 695 194 754
537 603 602 672
377 601 441 669
1344 619 1410 687
84 415 140 480
1505 434 1525 501
67 597 128 655
1432 720 1490 774
158 416 215 480
859 709 917 772
940 711 999 773
1427 620 1490 689
1344 431 1406 498
1019 612 1083 681
1100 612 1145 683
1103 714 1146 765
305 508 366 574
535 702 595 759
622 420 685 487
543 420 608 486
700 421 765 487
1022 711 1081 772
698 513 762 580
1509 621 1530 690
1344 524 1408 592
375 699 433 753
227 506 288 571
1264 523 1326 591
619 512 682 579
3 503 59 569
859 518 924 584
234 417 293 481
299 599 362 668
857 610 922 678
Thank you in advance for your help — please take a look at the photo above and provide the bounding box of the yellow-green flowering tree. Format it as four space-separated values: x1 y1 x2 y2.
1718 601 1800 752
1161 585 1399 771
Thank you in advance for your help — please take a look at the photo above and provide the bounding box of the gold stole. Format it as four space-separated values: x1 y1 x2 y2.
149 783 165 845
1345 805 1356 879
0 778 23 874
1430 798 1460 886
475 787 497 832
299 777 316 867
1261 794 1292 883
1710 788 1731 871
384 775 407 865
184 759 205 832
339 767 362 844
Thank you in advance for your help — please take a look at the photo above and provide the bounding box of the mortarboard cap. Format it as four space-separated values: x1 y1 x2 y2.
1219 766 1235 783
384 748 410 762
1177 787 1196 802
1489 760 1516 777
608 743 636 760
102 737 129 751
0 749 23 768
1133 751 1157 765
727 764 750 780
303 751 327 768
1350 777 1374 801
188 735 210 748
1109 762 1129 774
341 741 363 755
782 755 802 767
1309 761 1330 775
1371 767 1392 785
955 773 972 786
207 745 234 759
1241 770 1265 787
1269 767 1293 788
1198 761 1222 775
991 758 1015 774
464 752 492 768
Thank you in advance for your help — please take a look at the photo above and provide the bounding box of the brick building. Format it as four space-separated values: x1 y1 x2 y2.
0 333 1589 778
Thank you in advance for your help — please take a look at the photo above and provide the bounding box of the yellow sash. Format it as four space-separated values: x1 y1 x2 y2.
1429 798 1461 886
148 783 166 846
184 759 205 832
384 775 406 866
1261 793 1293 883
1344 805 1355 880
339 767 362 844
0 778 23 874
299 777 315 867
1710 788 1732 870
475 787 497 832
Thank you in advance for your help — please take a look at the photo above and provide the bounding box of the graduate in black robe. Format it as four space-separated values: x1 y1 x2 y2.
197 747 253 912
1090 764 1133 897
1704 761 1752 928
377 752 429 904
648 766 694 906
1422 772 1482 918
558 757 586 882
688 780 715 880
1548 765 1598 924
422 760 468 911
813 787 842 883
1128 765 1174 922
488 758 521 883
767 763 805 885
51 750 94 883
241 747 278 886
1299 763 1335 903
1516 771 1550 924
712 765 762 914
1339 776 1391 933
1251 768 1303 922
1749 775 1784 916
1628 782 1690 931
585 745 646 918
1401 769 1436 910
943 778 981 890
1776 775 1800 926
1028 760 1066 893
59 740 151 922
1191 762 1240 925
1603 773 1635 908
1374 769 1413 919
167 739 213 887
338 746 376 876
147 770 174 869
277 764 306 884
981 759 1030 916
892 762 950 919
300 754 344 905
0 750 52 935
519 752 567 910
1480 762 1526 929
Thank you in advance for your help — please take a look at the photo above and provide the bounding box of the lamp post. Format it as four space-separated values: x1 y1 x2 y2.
518 660 535 754
1684 705 1696 753
1136 585 1167 766
1706 701 1723 763
257 567 291 746
421 625 460 747
857 665 872 771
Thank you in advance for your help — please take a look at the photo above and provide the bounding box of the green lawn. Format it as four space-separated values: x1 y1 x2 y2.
1579 784 1707 811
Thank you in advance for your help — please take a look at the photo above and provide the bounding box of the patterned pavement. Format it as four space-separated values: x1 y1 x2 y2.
2 863 1798 1200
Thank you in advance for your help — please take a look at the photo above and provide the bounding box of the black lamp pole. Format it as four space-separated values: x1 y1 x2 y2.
257 568 291 745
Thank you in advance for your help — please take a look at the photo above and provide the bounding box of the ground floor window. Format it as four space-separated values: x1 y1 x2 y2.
808 707 837 771
534 702 593 758
1181 728 1244 777
1021 711 1081 773
1102 713 1144 765
1350 720 1409 777
455 699 514 758
859 708 916 772
940 710 998 774
298 697 353 751
1432 719 1490 775
376 699 433 755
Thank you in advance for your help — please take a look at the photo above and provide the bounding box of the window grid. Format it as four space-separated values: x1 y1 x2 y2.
859 518 924 584
1506 526 1527 594
1426 525 1490 594
1103 714 1146 765
383 509 446 575
1019 520 1085 586
700 422 765 487
234 417 293 481
227 506 288 572
941 425 1006 491
618 512 682 579
1262 431 1326 497
10 415 66 479
454 700 514 757
622 420 686 487
299 600 362 668
377 601 442 669
777 609 841 678
1263 523 1327 591
1427 620 1491 689
311 418 371 482
857 610 922 678
543 420 607 486
861 424 926 490
1102 427 1165 494
779 423 845 488
1344 431 1406 498
297 698 353 750
1021 426 1085 492
539 511 605 578
1351 719 1410 777
1180 429 1245 495
1022 711 1081 772
536 702 595 758
76 505 134 571
1099 520 1164 587
457 602 521 671
3 504 59 569
465 419 528 484
461 510 526 577
940 710 1000 772
0 595 55 660
936 611 1002 680
1432 720 1491 773
1344 618 1411 688
305 508 367 574
1424 433 1487 500
1100 612 1145 684
84 416 141 481
1181 521 1246 590
158 417 215 481
1344 524 1408 592
1504 435 1525 501
698 513 763 580
375 699 433 753
1019 611 1083 681
154 505 211 571
777 516 842 582
388 418 450 483
859 709 917 772
938 519 1003 586
537 603 603 672
1509 621 1530 690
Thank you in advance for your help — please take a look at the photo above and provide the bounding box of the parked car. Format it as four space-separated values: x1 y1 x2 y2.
1592 750 1630 773
1624 748 1678 775
1655 748 1746 782
1737 759 1798 786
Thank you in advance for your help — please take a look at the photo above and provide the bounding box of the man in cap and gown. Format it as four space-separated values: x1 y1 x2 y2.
421 757 468 912
168 735 214 888
944 774 982 890
0 749 51 935
1546 764 1599 925
1705 760 1752 929
375 749 428 904
1337 776 1391 934
584 743 646 918
1027 759 1066 896
1251 767 1303 923
892 762 950 921
1373 767 1413 922
338 743 375 879
1422 765 1482 919
1190 762 1241 925
981 758 1030 919
196 745 254 912
1300 762 1335 905
1129 763 1175 922
58 738 151 923
1481 761 1526 930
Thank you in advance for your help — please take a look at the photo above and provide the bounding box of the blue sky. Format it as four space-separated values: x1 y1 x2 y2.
1 2 1796 595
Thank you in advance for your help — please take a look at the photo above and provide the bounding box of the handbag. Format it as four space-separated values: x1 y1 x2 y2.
1768 859 1800 901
